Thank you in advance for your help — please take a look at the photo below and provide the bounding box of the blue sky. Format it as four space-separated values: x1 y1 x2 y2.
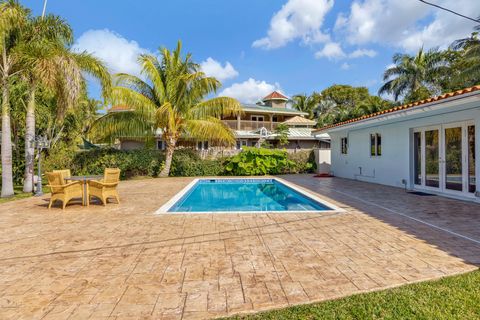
21 0 480 103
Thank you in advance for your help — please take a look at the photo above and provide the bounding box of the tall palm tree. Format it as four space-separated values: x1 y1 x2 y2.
450 21 480 87
379 48 449 102
19 30 111 192
0 0 27 197
291 93 319 119
92 41 242 177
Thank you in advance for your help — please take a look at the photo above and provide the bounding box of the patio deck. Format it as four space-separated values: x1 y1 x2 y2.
0 175 479 319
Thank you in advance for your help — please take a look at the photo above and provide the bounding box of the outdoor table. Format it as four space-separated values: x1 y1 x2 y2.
65 175 102 206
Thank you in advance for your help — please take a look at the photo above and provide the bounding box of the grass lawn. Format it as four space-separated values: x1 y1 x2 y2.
226 270 480 320
0 185 49 204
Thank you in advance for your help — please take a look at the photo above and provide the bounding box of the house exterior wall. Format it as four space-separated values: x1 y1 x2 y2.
120 140 145 150
329 105 480 195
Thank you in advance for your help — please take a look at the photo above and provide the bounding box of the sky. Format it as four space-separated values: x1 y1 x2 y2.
21 0 480 104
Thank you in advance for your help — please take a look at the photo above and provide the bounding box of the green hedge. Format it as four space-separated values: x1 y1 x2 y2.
287 150 317 174
43 146 317 179
169 149 225 177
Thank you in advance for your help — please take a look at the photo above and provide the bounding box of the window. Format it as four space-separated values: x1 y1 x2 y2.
340 137 348 154
157 140 165 150
236 140 248 150
197 141 209 151
370 133 381 156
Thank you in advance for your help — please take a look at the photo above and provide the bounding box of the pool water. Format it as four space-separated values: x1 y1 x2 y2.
168 179 330 212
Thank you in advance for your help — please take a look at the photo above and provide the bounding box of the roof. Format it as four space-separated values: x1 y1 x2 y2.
242 104 307 115
108 105 132 112
314 85 480 133
282 116 316 126
262 91 289 101
268 128 318 140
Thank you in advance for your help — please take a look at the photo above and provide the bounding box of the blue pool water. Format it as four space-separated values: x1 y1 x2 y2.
168 179 330 212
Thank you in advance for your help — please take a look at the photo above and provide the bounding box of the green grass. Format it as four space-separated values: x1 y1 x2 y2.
225 270 480 320
0 185 49 204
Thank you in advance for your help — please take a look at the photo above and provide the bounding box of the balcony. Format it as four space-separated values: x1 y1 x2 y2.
223 120 280 131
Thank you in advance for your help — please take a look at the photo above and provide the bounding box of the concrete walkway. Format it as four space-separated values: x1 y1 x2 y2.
0 175 478 319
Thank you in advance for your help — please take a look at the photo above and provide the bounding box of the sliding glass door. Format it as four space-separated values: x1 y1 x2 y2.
413 121 476 196
444 125 463 191
425 129 440 188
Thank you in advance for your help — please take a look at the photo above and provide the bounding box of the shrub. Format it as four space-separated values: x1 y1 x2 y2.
170 149 226 176
225 147 294 175
43 142 76 174
69 148 164 179
287 150 317 173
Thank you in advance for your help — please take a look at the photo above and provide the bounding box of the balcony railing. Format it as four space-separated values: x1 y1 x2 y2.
223 120 280 131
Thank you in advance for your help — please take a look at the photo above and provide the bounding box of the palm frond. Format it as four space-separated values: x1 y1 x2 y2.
188 97 242 119
183 117 235 145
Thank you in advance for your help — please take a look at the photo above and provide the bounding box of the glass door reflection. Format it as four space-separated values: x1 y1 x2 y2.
425 129 440 188
444 127 463 192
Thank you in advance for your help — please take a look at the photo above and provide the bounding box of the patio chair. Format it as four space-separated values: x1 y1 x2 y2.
53 169 71 181
46 172 84 210
87 168 121 206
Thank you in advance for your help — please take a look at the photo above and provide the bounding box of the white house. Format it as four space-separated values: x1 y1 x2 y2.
313 86 480 202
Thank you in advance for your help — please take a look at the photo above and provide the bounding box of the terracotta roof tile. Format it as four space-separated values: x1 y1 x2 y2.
263 91 289 101
313 85 480 133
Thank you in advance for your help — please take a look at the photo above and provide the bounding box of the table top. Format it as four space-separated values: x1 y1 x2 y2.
65 175 103 181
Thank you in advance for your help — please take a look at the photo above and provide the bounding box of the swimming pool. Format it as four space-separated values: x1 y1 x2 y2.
157 178 341 213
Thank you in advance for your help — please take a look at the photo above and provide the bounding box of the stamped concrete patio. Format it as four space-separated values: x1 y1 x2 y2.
0 175 479 320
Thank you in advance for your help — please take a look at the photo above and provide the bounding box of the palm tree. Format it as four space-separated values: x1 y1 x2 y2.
291 93 319 119
450 20 480 88
92 41 242 177
18 22 111 192
0 0 27 197
379 48 449 102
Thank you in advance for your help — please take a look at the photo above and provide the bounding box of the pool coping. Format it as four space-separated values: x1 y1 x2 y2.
155 176 345 214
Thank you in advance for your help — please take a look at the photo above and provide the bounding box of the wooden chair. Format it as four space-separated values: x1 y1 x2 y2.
53 169 71 181
87 168 121 206
46 172 84 210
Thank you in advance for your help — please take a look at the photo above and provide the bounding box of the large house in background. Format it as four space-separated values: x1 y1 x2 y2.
314 85 480 202
112 91 329 153
221 91 328 150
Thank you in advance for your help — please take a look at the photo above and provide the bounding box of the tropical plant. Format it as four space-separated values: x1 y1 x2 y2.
0 0 27 197
291 93 320 119
448 22 480 91
19 20 111 192
224 147 294 176
379 48 449 102
274 123 289 146
315 85 393 127
91 41 242 177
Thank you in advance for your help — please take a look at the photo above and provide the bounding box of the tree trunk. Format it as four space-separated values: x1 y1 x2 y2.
23 86 36 193
1 81 14 197
159 138 176 177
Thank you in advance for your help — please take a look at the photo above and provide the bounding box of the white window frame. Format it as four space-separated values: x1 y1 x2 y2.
340 137 348 155
370 133 382 157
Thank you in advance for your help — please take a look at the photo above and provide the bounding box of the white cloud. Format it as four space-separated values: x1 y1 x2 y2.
219 78 281 103
252 0 334 49
73 29 148 76
199 57 238 82
349 48 377 58
335 0 480 52
315 42 346 60
315 42 377 60
340 62 351 70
